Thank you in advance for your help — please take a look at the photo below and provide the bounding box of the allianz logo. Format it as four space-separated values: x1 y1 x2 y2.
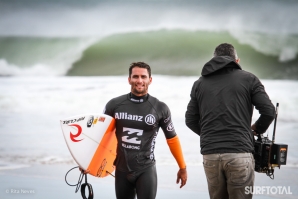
114 112 156 125
115 112 143 121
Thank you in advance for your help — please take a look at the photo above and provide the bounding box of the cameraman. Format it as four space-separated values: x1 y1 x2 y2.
185 43 275 199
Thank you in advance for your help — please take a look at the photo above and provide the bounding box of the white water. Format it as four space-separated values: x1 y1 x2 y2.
0 76 297 168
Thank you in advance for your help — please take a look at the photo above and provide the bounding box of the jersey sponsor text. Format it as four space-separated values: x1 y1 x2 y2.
115 112 143 122
122 143 140 150
122 127 143 148
149 132 158 160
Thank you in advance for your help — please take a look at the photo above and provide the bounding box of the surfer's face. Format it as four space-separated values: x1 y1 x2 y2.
128 67 152 96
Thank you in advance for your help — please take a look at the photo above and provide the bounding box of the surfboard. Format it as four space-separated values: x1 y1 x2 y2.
60 113 117 177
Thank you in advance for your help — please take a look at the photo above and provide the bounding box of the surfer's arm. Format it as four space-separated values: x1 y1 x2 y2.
158 96 187 187
166 136 186 169
167 136 187 188
158 102 186 168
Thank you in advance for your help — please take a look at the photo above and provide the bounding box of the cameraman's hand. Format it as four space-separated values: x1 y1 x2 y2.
251 123 257 136
251 123 256 131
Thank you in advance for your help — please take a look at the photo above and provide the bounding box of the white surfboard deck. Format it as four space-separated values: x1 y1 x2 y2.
60 113 117 177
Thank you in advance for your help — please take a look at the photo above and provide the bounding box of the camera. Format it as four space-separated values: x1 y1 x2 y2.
253 134 288 179
253 103 288 179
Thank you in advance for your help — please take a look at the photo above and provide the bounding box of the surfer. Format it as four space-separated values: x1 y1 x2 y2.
102 62 187 199
185 43 275 199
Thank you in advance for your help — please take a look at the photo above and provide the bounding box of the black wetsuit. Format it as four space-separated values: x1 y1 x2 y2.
104 93 176 199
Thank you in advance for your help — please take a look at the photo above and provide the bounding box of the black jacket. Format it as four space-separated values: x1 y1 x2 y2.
185 56 275 155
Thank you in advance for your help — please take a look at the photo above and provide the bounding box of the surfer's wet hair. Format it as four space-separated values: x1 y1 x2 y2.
129 62 151 78
214 43 238 61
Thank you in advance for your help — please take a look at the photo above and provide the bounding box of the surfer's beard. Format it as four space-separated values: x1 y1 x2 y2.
131 82 149 96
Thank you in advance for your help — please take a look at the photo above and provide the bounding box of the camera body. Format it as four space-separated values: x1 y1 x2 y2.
253 134 288 176
254 136 272 172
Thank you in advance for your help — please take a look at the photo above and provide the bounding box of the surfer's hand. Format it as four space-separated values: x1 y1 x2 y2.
79 167 90 174
176 168 187 188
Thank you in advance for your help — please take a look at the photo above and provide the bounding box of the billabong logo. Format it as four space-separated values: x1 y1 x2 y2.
121 127 143 150
122 127 143 144
69 124 83 142
145 114 156 125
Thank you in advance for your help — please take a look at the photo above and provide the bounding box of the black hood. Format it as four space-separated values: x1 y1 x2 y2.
201 56 242 76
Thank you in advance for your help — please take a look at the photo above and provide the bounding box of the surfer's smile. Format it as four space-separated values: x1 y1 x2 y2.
128 67 152 96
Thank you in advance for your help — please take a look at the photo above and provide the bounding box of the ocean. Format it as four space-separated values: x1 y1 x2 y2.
1 0 298 79
0 0 298 197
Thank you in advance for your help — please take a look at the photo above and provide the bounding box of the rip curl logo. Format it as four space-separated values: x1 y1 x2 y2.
69 124 83 142
145 114 156 125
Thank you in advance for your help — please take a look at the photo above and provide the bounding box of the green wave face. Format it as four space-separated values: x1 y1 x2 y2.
67 30 298 79
0 37 82 66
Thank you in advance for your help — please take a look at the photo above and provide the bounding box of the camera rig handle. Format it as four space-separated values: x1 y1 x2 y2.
272 103 279 144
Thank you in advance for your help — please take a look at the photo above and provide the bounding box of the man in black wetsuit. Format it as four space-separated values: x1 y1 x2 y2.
104 62 187 199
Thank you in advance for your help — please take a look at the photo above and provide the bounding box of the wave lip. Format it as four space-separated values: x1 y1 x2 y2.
67 30 298 79
1 30 298 79
231 31 298 62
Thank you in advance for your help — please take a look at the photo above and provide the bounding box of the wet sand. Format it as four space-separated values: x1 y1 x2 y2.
0 163 297 199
